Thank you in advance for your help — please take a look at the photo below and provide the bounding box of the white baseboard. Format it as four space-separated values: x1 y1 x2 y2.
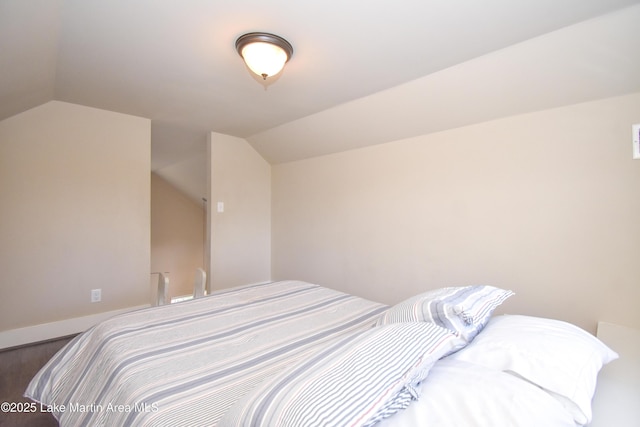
0 305 150 350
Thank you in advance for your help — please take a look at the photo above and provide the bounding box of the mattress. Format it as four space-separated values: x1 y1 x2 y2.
26 280 616 426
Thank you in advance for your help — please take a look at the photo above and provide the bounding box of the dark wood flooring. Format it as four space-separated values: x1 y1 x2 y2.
0 336 76 427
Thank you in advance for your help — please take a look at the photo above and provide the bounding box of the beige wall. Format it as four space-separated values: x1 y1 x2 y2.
272 93 640 333
209 132 271 290
0 101 150 332
151 172 205 300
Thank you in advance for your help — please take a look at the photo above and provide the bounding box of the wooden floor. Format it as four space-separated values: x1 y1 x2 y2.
0 335 75 427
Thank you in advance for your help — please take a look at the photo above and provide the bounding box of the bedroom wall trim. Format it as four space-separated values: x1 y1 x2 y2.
0 305 149 350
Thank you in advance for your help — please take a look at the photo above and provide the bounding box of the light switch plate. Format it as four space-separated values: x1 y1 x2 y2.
633 124 640 159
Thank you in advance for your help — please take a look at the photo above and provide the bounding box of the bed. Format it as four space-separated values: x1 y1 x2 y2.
26 280 617 426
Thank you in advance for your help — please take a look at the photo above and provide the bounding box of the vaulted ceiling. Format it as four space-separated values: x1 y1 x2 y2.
2 0 640 201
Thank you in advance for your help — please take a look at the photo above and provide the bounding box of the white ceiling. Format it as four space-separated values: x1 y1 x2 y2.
2 0 640 201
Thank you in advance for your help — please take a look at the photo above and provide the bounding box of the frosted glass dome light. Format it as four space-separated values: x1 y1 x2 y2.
236 32 293 81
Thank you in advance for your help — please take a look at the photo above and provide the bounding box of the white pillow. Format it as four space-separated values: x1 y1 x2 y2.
449 314 618 425
376 285 514 342
376 359 577 427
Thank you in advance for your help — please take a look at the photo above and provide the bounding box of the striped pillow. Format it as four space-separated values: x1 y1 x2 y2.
218 322 465 427
376 285 514 342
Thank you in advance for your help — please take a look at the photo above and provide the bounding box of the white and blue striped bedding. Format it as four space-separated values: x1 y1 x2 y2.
26 280 388 426
219 322 465 427
25 281 592 427
376 285 514 342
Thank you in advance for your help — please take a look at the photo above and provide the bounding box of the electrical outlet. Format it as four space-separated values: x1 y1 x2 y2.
91 289 102 303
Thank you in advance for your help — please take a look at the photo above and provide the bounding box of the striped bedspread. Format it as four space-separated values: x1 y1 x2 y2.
26 280 387 426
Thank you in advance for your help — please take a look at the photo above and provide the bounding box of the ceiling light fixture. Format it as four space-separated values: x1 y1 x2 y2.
235 32 293 81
